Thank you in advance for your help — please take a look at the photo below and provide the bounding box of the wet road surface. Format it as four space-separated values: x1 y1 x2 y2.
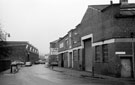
0 65 129 85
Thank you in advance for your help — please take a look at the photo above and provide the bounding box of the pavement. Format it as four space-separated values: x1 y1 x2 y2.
51 66 135 84
0 65 23 75
0 69 11 74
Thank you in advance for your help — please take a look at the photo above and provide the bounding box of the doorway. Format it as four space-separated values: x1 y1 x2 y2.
84 38 93 72
69 52 72 68
120 57 133 78
61 53 64 67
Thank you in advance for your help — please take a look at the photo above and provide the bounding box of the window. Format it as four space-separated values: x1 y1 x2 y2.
69 32 72 37
26 45 28 49
59 43 64 48
102 44 108 62
78 49 80 61
65 40 68 48
74 32 78 35
63 52 68 61
30 47 32 51
73 40 77 44
95 46 101 62
73 50 78 61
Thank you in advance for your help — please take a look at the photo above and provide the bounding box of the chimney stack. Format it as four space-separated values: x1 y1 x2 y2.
120 0 128 5
110 0 113 5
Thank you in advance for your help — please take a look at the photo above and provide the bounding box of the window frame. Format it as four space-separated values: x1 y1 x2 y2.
102 44 109 63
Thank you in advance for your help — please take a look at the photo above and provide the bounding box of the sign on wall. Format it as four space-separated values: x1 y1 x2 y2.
115 52 126 55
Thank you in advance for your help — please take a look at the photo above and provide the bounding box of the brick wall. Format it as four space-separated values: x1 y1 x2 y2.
9 46 26 62
94 43 121 77
72 4 135 44
58 35 69 52
57 4 135 77
9 44 38 63
0 60 11 72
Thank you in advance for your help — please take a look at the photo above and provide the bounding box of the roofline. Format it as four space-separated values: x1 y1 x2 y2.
101 4 120 12
58 34 68 42
88 6 101 12
5 41 29 44
3 41 38 50
88 3 120 12
50 39 59 44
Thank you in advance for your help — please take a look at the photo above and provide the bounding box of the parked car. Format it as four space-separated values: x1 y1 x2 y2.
50 62 58 66
37 60 45 64
11 61 17 66
17 61 25 65
39 60 45 64
25 62 32 66
34 61 40 64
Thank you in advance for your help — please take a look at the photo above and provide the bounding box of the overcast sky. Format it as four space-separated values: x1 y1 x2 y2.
0 0 135 55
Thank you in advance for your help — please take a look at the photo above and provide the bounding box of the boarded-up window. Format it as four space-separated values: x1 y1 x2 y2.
50 43 56 48
65 40 68 48
78 49 80 61
102 44 108 62
95 46 101 62
73 50 78 61
63 53 67 61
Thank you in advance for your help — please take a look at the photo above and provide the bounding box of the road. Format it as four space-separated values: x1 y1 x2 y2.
0 64 132 85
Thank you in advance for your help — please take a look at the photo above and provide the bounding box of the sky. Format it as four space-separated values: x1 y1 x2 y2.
0 0 135 55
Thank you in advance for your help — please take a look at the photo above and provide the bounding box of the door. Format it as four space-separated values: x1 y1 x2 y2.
121 58 132 78
84 39 93 72
61 53 64 67
69 52 72 68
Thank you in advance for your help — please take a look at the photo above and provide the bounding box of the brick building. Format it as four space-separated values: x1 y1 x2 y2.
53 0 135 78
49 40 59 65
0 28 11 72
58 35 69 67
4 41 39 63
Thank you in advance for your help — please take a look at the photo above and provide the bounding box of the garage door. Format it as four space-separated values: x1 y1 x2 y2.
84 39 93 72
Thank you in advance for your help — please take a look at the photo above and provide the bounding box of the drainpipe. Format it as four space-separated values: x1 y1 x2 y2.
131 32 134 78
92 66 95 77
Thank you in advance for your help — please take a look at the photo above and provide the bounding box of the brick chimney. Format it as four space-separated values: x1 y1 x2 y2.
120 0 128 5
110 0 113 5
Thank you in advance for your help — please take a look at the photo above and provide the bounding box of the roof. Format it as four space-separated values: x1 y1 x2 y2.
6 41 28 44
81 4 113 23
88 3 135 12
120 4 135 17
120 4 135 8
58 34 68 42
0 41 38 50
88 5 109 11
50 39 59 44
